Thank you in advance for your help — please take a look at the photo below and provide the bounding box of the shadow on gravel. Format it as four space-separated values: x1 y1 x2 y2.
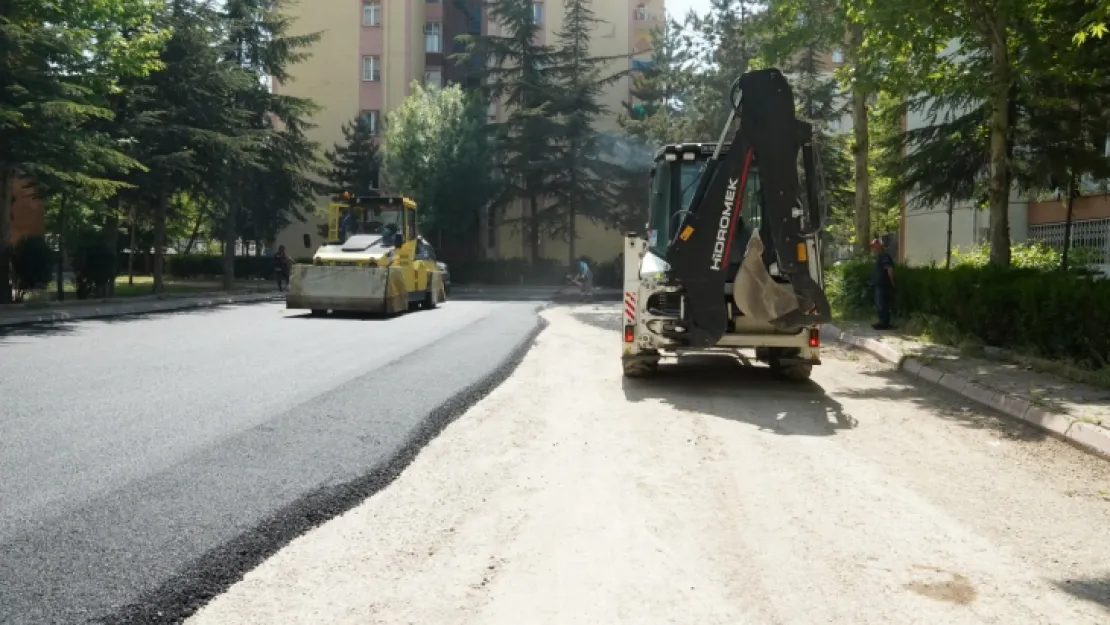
91 316 548 625
844 367 1048 443
1052 573 1110 614
621 354 857 436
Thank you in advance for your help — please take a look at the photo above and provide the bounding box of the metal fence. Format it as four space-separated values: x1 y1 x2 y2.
1028 218 1110 273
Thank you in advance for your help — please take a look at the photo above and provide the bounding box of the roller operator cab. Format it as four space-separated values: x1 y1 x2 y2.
286 195 446 316
621 67 832 380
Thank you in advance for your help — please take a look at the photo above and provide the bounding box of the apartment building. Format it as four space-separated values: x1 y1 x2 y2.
272 0 484 257
897 39 1110 271
272 0 666 267
8 178 45 245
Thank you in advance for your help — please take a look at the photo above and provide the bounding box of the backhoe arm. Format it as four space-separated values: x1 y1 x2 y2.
665 68 832 348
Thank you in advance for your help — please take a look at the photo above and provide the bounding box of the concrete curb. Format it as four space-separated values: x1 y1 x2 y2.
822 323 1110 459
0 291 284 328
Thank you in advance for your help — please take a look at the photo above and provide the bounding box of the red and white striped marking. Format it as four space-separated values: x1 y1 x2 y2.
624 292 636 323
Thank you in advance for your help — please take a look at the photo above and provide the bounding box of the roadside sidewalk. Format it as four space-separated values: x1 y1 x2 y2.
823 320 1110 459
0 288 283 328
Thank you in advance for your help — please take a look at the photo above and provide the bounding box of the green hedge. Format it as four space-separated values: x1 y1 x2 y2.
165 254 288 280
827 260 1110 368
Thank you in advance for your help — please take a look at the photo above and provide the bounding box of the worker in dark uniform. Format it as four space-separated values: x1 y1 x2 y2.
870 238 894 330
274 245 291 292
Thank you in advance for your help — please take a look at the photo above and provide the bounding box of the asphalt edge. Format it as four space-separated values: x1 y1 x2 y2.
0 292 284 329
822 323 1110 460
96 311 551 625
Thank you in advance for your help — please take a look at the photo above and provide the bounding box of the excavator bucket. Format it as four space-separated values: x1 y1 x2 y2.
666 68 831 347
286 264 408 314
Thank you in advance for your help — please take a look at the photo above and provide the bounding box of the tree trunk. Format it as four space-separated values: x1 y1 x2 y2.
128 202 137 286
986 14 1012 266
568 204 577 268
848 22 871 256
152 190 169 294
57 195 68 301
222 204 236 291
945 194 954 269
1062 171 1076 271
182 206 204 254
527 194 540 265
0 169 12 304
103 201 120 297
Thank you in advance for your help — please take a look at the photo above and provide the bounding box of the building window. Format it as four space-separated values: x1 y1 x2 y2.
831 49 844 63
362 55 380 81
363 2 380 26
425 67 442 88
425 22 442 53
533 2 543 23
635 4 645 20
360 110 379 134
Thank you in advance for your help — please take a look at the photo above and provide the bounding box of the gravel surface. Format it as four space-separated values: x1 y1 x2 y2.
189 303 1110 625
0 300 543 624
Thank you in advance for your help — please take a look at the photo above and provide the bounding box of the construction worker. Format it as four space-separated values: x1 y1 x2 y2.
274 245 291 292
870 238 894 330
575 256 594 301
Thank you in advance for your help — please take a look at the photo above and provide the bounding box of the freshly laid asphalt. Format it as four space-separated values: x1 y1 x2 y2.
0 300 543 624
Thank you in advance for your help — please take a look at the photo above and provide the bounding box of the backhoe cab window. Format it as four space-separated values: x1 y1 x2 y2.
648 156 763 258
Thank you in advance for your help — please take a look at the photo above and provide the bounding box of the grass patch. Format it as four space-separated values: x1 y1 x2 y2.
902 312 1110 391
22 275 262 304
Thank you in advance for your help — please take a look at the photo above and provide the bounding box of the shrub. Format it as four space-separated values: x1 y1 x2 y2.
10 235 55 301
166 254 274 280
824 258 1110 368
70 234 117 299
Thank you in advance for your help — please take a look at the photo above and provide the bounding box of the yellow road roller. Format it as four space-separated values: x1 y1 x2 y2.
286 195 446 316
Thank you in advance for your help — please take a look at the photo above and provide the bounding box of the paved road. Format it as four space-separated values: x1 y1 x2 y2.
190 305 1110 625
0 300 542 624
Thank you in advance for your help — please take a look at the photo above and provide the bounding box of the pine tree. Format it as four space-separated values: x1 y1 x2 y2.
547 0 628 265
454 0 563 263
125 0 255 293
323 115 381 198
683 0 767 140
618 18 692 146
217 0 321 288
756 1 853 251
0 0 164 303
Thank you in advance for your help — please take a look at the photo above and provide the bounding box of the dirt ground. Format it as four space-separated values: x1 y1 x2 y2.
188 304 1110 625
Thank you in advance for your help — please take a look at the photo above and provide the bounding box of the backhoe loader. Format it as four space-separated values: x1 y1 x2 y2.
621 68 832 380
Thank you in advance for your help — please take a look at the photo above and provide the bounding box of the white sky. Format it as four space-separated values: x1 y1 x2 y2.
666 0 712 21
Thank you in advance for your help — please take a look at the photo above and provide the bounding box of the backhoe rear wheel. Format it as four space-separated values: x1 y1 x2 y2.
622 355 659 378
771 362 812 382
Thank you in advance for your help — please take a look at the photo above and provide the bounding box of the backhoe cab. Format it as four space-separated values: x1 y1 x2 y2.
621 67 831 380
